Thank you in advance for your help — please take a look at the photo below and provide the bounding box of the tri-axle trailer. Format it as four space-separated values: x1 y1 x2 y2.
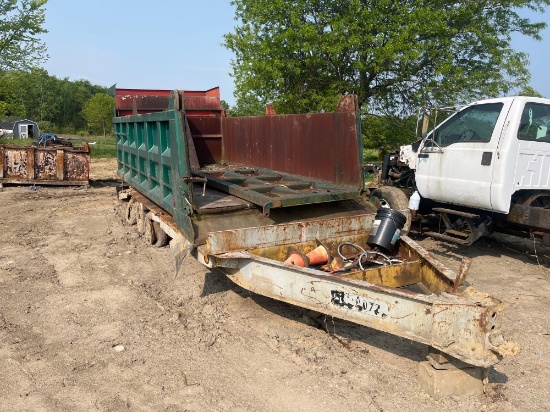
112 87 515 396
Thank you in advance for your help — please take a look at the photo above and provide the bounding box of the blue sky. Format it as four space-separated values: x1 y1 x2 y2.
42 1 550 106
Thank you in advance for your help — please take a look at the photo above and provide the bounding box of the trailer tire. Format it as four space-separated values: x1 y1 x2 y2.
369 186 411 233
125 199 137 226
153 221 169 247
135 203 147 235
144 218 156 245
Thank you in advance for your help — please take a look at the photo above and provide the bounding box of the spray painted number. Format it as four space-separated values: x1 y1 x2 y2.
330 291 389 318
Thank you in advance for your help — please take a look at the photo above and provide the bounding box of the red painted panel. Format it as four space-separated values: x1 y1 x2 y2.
188 117 223 164
114 87 224 117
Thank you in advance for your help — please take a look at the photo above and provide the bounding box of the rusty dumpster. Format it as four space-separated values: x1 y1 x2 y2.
0 143 90 186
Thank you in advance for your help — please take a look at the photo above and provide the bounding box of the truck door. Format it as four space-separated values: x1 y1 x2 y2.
513 102 550 193
415 100 512 211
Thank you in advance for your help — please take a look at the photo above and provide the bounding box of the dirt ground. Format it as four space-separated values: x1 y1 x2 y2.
1 158 549 411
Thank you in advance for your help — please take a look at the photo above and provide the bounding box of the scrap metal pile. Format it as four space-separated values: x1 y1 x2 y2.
284 208 408 274
284 241 406 274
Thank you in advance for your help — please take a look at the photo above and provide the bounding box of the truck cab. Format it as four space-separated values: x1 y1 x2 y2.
404 96 550 214
389 96 550 244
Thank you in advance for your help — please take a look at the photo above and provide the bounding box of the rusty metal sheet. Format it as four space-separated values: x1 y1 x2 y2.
201 216 513 367
35 150 57 179
202 244 506 367
221 110 363 189
340 260 423 288
187 116 223 164
206 216 458 293
506 203 550 232
0 144 89 185
114 87 224 117
194 165 361 215
206 214 376 255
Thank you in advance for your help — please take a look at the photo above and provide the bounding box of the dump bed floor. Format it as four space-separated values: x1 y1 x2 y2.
192 184 253 214
193 163 361 215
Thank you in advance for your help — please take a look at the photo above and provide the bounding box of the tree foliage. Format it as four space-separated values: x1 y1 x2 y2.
362 113 417 156
518 85 543 97
0 0 48 73
0 69 108 133
224 0 550 116
83 93 115 137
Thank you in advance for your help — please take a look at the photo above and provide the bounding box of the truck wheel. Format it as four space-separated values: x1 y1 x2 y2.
369 186 411 233
125 199 137 225
543 233 550 247
153 221 169 247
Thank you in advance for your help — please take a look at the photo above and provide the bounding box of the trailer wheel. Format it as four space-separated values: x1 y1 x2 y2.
153 221 169 247
143 218 156 245
369 186 411 233
543 233 550 247
135 203 147 235
125 199 137 225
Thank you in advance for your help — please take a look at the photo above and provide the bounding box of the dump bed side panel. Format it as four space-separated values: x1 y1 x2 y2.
221 111 363 188
113 87 224 117
114 110 194 241
187 116 223 164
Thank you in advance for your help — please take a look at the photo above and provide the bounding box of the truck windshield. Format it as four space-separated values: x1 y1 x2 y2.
518 103 550 142
433 103 503 147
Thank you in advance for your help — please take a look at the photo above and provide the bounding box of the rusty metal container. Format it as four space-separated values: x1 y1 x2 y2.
0 143 90 186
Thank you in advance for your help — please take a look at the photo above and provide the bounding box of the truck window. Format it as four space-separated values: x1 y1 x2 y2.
518 103 550 142
433 103 503 147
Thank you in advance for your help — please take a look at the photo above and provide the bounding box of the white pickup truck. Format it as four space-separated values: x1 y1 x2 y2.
374 96 550 245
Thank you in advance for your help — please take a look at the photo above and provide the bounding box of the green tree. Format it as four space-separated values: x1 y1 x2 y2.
9 68 62 122
0 0 48 73
83 94 115 137
0 68 110 133
60 78 107 132
518 85 543 97
0 71 25 116
362 113 417 157
226 92 266 116
224 0 549 115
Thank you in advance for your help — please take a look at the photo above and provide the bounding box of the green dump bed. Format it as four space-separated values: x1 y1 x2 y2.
114 89 366 243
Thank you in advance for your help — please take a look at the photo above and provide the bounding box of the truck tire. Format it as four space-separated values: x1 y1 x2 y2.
369 186 411 233
152 221 169 247
543 233 550 247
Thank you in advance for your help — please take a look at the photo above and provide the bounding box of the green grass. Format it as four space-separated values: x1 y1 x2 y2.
0 135 117 158
85 136 117 158
57 134 117 158
0 137 35 146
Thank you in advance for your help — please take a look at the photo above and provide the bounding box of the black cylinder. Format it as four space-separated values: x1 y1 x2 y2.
367 208 407 252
